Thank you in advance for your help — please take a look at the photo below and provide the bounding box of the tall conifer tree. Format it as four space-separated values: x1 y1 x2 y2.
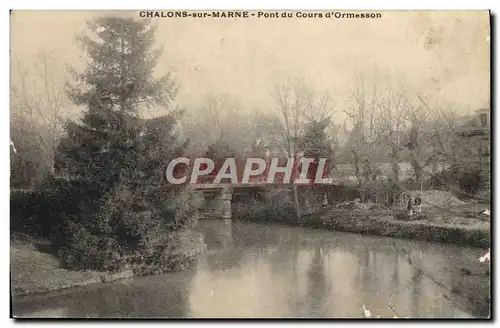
54 17 190 272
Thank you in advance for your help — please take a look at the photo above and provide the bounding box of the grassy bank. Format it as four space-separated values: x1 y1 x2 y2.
10 232 203 296
233 190 490 249
299 208 490 248
235 204 491 248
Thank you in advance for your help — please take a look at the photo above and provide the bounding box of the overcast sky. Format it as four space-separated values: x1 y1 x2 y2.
11 10 490 120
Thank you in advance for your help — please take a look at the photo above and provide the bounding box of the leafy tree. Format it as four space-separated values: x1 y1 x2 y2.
297 118 334 183
299 118 333 159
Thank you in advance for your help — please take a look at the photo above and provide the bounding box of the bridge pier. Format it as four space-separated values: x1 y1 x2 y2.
216 187 233 220
197 186 233 220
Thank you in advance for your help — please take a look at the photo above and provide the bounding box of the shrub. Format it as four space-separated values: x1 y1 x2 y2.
157 187 204 232
231 188 294 223
429 165 486 195
324 184 360 202
262 189 296 222
10 175 92 238
453 165 485 195
55 218 123 271
428 170 452 190
232 199 263 221
45 184 200 273
11 189 42 236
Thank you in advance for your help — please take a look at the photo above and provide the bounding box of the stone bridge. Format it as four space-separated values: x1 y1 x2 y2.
191 182 336 220
191 183 275 220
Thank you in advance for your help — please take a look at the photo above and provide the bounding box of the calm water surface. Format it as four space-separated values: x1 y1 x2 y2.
13 220 490 318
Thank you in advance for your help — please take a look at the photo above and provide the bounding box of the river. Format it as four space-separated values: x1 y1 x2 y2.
13 220 490 318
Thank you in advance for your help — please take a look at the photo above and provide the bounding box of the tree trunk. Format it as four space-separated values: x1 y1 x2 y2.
388 140 400 206
287 142 302 220
412 159 422 184
409 149 422 184
292 184 302 220
352 151 365 202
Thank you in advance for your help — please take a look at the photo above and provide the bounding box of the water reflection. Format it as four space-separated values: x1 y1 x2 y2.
14 271 196 318
13 221 489 318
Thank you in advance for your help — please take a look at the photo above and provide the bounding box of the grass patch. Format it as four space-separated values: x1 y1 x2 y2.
10 235 133 296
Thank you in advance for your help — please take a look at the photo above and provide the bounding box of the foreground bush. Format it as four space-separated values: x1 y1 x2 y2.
157 187 204 231
10 176 92 238
44 183 203 274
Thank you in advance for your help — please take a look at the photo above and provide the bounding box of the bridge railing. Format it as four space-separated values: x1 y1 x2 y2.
173 156 333 185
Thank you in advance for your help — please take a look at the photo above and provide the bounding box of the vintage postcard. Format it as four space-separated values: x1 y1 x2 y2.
10 10 491 319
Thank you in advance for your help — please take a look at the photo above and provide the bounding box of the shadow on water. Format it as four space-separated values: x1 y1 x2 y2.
13 220 490 318
13 269 196 318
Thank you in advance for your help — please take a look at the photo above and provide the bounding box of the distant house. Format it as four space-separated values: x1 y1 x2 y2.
455 108 490 167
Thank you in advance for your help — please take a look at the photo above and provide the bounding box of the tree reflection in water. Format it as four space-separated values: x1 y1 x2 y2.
305 247 330 317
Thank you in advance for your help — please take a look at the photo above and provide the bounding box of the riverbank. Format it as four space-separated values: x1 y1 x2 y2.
294 207 490 248
10 231 203 297
233 189 490 249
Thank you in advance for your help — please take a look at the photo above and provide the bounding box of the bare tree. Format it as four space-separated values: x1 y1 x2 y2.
179 94 258 156
10 53 68 186
416 95 477 169
414 95 490 201
269 78 334 156
401 93 443 185
375 81 412 205
11 53 67 173
269 77 334 218
344 76 380 202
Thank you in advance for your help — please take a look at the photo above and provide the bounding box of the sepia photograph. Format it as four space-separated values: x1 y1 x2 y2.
9 9 491 319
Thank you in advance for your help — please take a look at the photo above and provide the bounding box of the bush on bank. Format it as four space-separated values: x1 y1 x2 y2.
428 165 489 198
232 186 329 223
11 180 203 274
